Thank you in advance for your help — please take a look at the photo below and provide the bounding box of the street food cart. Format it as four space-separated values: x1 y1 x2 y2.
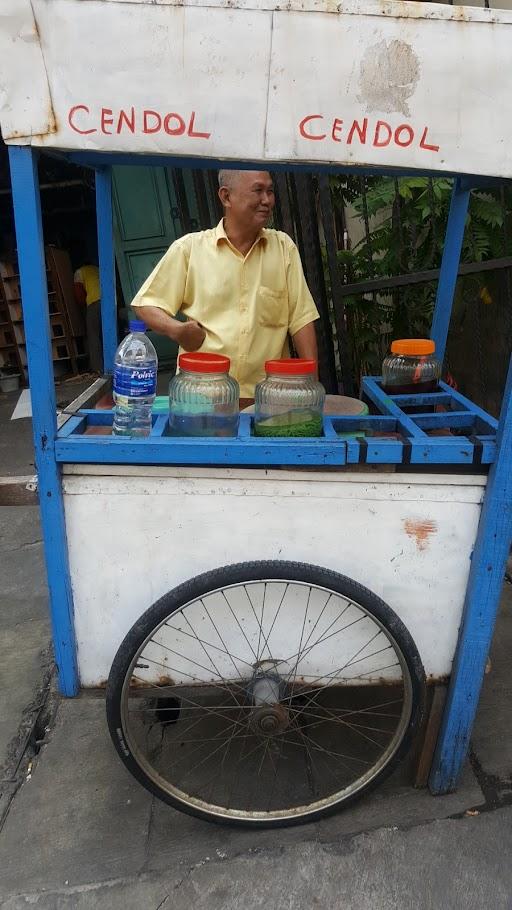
1 0 511 826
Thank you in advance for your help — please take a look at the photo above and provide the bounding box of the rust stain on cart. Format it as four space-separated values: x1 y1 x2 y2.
403 518 438 551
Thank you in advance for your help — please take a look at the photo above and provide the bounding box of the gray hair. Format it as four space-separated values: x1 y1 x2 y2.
218 169 244 190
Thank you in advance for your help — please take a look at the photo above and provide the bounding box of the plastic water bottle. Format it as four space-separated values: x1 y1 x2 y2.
112 320 158 437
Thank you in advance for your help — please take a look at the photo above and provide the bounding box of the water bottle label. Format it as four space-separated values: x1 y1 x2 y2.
113 365 157 397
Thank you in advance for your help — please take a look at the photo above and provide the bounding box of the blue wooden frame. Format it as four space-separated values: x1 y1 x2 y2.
430 352 512 792
95 167 118 373
7 144 512 797
8 146 79 696
431 178 471 364
54 381 498 467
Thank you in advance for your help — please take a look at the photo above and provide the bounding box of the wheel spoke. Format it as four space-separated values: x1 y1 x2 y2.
221 591 259 663
289 707 397 736
258 582 289 663
200 599 247 680
290 705 395 747
165 617 255 672
255 583 266 664
285 584 312 697
287 633 397 719
265 735 287 811
288 693 403 718
284 594 350 671
134 655 248 702
179 717 248 782
284 612 367 673
128 687 250 731
290 714 353 785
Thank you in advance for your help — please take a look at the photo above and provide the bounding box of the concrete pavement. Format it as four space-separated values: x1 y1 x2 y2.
2 807 512 910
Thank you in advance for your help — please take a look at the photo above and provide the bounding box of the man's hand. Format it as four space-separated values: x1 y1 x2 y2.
177 319 206 352
131 307 207 351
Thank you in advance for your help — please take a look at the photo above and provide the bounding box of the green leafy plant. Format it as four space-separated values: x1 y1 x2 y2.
328 176 510 381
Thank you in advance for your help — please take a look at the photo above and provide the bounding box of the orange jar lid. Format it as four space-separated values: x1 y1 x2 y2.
390 339 436 356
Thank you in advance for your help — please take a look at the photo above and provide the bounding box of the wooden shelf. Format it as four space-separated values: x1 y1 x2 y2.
1 249 86 378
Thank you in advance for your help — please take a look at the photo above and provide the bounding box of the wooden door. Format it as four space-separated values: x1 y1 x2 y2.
113 166 182 365
113 166 219 366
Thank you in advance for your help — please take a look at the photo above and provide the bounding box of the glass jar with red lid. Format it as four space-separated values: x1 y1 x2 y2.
254 359 325 437
168 353 240 437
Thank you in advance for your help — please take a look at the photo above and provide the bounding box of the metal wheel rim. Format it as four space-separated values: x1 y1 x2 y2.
119 578 414 823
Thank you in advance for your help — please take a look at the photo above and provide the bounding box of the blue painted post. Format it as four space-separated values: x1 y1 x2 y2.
8 146 79 696
95 167 117 373
429 352 512 793
431 178 471 366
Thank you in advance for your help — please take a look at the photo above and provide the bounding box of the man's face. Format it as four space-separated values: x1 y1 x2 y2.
220 172 275 231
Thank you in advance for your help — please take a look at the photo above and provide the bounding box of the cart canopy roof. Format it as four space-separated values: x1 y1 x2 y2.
1 0 512 177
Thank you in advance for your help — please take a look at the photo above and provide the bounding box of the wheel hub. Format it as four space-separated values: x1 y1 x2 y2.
250 703 290 736
249 661 290 735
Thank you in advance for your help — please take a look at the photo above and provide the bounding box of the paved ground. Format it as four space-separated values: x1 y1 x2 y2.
0 508 50 826
0 378 94 478
1 806 512 910
0 370 174 478
1 385 511 908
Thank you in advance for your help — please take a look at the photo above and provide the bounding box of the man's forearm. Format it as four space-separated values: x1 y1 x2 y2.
134 306 182 343
292 321 318 366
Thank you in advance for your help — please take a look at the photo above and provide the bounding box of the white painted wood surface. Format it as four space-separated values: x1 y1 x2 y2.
62 467 486 686
1 0 512 176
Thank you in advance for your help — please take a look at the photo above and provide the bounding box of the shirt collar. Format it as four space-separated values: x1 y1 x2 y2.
215 219 268 248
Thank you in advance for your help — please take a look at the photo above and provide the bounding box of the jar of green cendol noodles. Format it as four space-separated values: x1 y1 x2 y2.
254 359 325 437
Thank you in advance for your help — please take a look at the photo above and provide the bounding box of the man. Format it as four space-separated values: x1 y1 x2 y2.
132 170 319 402
73 263 102 373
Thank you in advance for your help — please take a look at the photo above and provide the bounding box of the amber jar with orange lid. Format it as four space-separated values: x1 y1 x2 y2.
382 339 441 396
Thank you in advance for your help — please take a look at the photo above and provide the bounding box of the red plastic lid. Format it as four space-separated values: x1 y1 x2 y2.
179 353 230 373
265 358 317 375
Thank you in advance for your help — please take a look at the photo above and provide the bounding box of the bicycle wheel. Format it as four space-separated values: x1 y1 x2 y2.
106 561 425 827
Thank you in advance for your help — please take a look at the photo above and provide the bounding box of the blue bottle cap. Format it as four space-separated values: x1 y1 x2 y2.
129 320 146 333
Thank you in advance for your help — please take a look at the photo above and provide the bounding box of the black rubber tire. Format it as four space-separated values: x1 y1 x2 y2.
106 561 426 827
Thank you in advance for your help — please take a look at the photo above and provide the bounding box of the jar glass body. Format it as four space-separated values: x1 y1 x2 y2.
254 372 325 437
168 369 240 437
382 352 441 394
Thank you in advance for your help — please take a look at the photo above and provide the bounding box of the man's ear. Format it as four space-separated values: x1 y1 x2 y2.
218 186 230 209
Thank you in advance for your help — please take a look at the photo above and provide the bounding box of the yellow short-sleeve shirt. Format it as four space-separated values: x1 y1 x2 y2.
132 220 319 397
74 265 100 306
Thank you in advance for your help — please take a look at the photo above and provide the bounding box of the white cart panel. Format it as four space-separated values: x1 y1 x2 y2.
62 466 486 687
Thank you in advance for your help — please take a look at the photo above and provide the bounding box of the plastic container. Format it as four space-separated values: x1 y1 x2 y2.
112 320 158 437
254 359 325 437
382 339 441 395
168 353 240 437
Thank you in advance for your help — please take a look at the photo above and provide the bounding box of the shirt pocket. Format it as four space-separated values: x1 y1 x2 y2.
258 286 287 328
